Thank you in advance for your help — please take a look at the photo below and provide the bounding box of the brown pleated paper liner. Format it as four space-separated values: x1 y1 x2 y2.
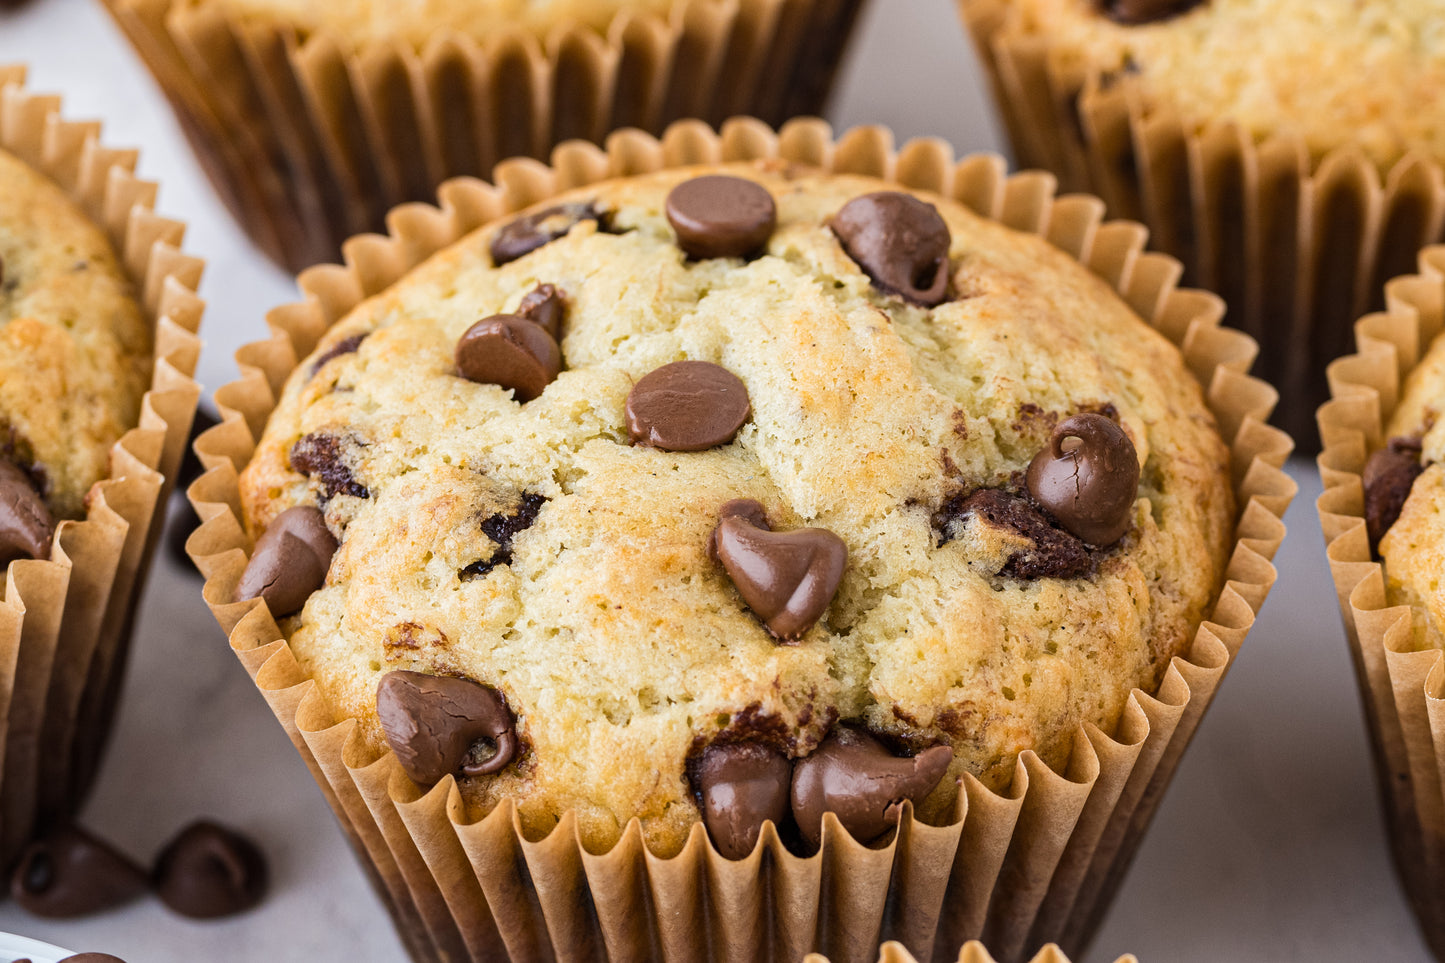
1318 244 1445 960
187 118 1293 963
98 0 866 275
0 67 204 867
806 939 1136 963
956 0 1445 450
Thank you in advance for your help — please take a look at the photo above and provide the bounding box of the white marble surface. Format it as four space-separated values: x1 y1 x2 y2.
0 0 1429 960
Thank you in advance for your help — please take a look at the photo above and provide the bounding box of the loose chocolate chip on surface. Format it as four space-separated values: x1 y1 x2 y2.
233 505 338 617
1102 0 1204 25
0 459 54 566
1025 413 1140 547
153 821 268 919
377 670 519 785
791 728 952 848
936 488 1093 580
1363 437 1425 555
832 192 951 306
490 202 599 266
10 826 147 918
455 314 562 403
665 175 777 260
711 499 847 641
696 742 792 859
517 283 565 340
289 433 369 500
626 361 751 451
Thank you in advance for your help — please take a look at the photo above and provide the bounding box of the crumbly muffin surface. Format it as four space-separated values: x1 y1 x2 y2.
239 163 1234 854
0 148 151 519
995 0 1445 168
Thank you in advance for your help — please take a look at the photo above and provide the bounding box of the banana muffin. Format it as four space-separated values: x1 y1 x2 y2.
234 162 1234 858
0 147 151 556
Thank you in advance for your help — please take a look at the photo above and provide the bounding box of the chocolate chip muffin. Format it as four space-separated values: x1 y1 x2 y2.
234 162 1234 858
0 147 151 556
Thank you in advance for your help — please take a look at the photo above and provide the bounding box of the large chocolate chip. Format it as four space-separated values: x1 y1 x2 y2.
517 283 565 340
455 314 561 403
10 826 148 918
696 742 792 860
1101 0 1204 25
289 433 369 500
377 670 519 785
233 505 338 618
0 459 53 566
711 499 847 641
831 192 951 307
665 175 777 260
153 821 268 919
1025 413 1140 547
790 728 952 848
490 202 599 266
1363 437 1424 555
626 361 751 451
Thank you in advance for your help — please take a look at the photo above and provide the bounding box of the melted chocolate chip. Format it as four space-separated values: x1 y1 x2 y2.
377 670 518 784
490 202 600 266
462 492 546 580
790 728 952 848
153 821 268 919
1101 0 1204 25
1025 413 1140 547
10 827 147 918
1363 437 1425 555
711 499 847 641
696 742 792 859
936 488 1093 580
665 175 777 260
309 333 369 376
233 506 338 617
831 192 951 306
626 361 751 451
289 433 369 500
455 315 561 402
0 459 54 566
517 283 565 340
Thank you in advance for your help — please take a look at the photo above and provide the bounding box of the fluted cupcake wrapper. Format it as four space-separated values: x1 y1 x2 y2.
808 941 1136 963
1318 244 1445 960
956 0 1445 451
99 0 865 275
187 118 1292 963
0 67 204 867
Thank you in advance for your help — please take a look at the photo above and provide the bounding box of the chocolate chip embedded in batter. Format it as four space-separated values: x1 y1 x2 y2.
0 459 53 566
711 499 847 641
490 202 600 266
1101 0 1204 25
377 670 519 784
517 283 565 340
233 505 338 617
626 361 751 451
936 488 1093 580
696 742 792 860
831 192 951 307
665 175 777 260
9 826 147 918
309 333 369 376
1025 413 1140 547
152 821 268 919
455 314 562 403
1363 437 1425 555
790 728 952 848
461 491 547 580
289 433 369 500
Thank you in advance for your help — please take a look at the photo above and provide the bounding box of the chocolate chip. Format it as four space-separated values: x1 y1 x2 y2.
1364 437 1425 555
626 361 751 451
455 314 561 403
59 955 128 963
831 192 951 307
696 742 792 859
665 175 777 260
790 728 952 848
517 283 565 340
233 505 338 617
490 202 600 266
1101 0 1204 25
936 488 1093 580
309 333 368 376
289 433 369 500
153 821 268 919
10 826 147 918
711 499 847 641
1025 413 1140 547
0 459 53 566
461 491 547 580
377 670 519 784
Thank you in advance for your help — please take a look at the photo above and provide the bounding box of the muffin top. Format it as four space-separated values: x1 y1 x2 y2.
237 162 1233 856
993 0 1445 169
0 148 151 527
201 0 673 47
